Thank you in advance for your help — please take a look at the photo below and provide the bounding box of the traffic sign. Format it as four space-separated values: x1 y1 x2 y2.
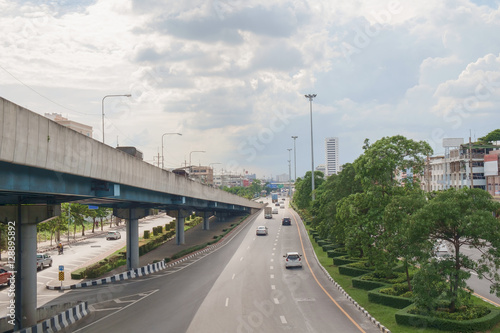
59 265 64 271
59 272 64 281
278 184 284 188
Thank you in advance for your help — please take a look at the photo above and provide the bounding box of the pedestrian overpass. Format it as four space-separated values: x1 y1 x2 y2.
0 96 262 330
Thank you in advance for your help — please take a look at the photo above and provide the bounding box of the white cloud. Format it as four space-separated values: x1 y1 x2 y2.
1 0 500 178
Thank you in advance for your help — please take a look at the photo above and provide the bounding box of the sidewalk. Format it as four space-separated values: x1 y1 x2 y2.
0 213 166 262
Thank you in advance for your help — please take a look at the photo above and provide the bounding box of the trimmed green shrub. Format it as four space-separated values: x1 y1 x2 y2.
144 230 150 239
157 225 163 233
327 250 345 258
395 306 500 332
352 278 388 290
338 265 371 277
152 227 159 236
322 244 335 252
368 287 414 309
333 256 363 266
317 240 329 247
71 268 85 279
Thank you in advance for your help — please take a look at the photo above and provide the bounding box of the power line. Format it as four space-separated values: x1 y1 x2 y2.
0 63 97 116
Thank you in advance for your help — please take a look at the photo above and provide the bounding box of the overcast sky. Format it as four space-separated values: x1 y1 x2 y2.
1 0 500 179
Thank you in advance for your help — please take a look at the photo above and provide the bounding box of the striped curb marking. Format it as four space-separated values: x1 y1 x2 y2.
15 302 88 333
46 261 166 290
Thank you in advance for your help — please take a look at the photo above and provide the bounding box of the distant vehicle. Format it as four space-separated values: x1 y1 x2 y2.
282 217 291 225
280 204 285 209
106 231 121 240
275 203 280 206
284 252 302 268
281 198 285 201
37 253 52 270
256 226 268 236
0 267 12 286
272 208 279 214
272 193 278 203
264 207 272 219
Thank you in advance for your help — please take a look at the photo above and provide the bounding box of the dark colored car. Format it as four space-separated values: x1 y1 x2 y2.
282 217 291 225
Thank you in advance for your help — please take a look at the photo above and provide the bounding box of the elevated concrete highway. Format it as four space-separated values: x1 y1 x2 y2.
0 96 262 330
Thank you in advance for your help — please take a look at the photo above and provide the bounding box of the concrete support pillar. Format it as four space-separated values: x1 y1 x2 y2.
19 219 37 329
114 208 150 271
176 215 185 245
202 211 210 230
0 204 61 331
127 216 139 270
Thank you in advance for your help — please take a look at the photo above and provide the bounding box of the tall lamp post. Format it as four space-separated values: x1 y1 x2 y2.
102 94 131 144
305 94 317 201
161 132 182 169
189 150 206 173
291 136 298 181
287 148 292 197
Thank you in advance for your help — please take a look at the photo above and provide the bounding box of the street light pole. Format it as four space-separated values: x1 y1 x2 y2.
161 132 182 169
287 148 292 197
102 94 131 144
291 136 298 181
305 94 317 201
189 150 206 174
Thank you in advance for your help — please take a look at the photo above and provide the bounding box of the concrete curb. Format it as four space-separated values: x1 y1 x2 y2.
308 240 392 333
14 302 88 333
46 261 166 290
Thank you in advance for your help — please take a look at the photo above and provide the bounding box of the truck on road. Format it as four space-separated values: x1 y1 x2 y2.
264 207 272 219
271 193 278 203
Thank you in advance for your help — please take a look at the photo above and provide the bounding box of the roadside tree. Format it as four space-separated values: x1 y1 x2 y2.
410 187 500 312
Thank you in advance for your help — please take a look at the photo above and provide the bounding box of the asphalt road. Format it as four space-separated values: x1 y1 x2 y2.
0 215 172 318
51 197 381 333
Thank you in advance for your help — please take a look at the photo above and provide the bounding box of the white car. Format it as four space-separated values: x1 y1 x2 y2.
284 252 302 268
106 231 121 240
272 208 279 214
256 226 268 236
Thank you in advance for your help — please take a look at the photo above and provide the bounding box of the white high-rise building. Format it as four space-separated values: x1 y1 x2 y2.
325 137 339 177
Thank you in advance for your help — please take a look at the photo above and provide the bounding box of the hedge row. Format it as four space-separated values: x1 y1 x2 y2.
327 250 347 258
333 256 363 266
351 277 388 290
139 230 175 255
338 265 372 277
368 287 413 309
395 306 500 332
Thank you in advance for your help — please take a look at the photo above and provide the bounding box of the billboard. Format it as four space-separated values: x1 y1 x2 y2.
442 138 464 147
484 154 499 176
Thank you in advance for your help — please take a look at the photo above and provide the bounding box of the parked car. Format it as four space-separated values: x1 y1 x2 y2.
284 252 302 268
37 253 52 270
282 217 291 225
106 231 121 240
256 226 268 236
0 267 12 286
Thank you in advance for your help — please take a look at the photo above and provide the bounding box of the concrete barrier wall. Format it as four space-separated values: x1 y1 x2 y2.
0 97 260 209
